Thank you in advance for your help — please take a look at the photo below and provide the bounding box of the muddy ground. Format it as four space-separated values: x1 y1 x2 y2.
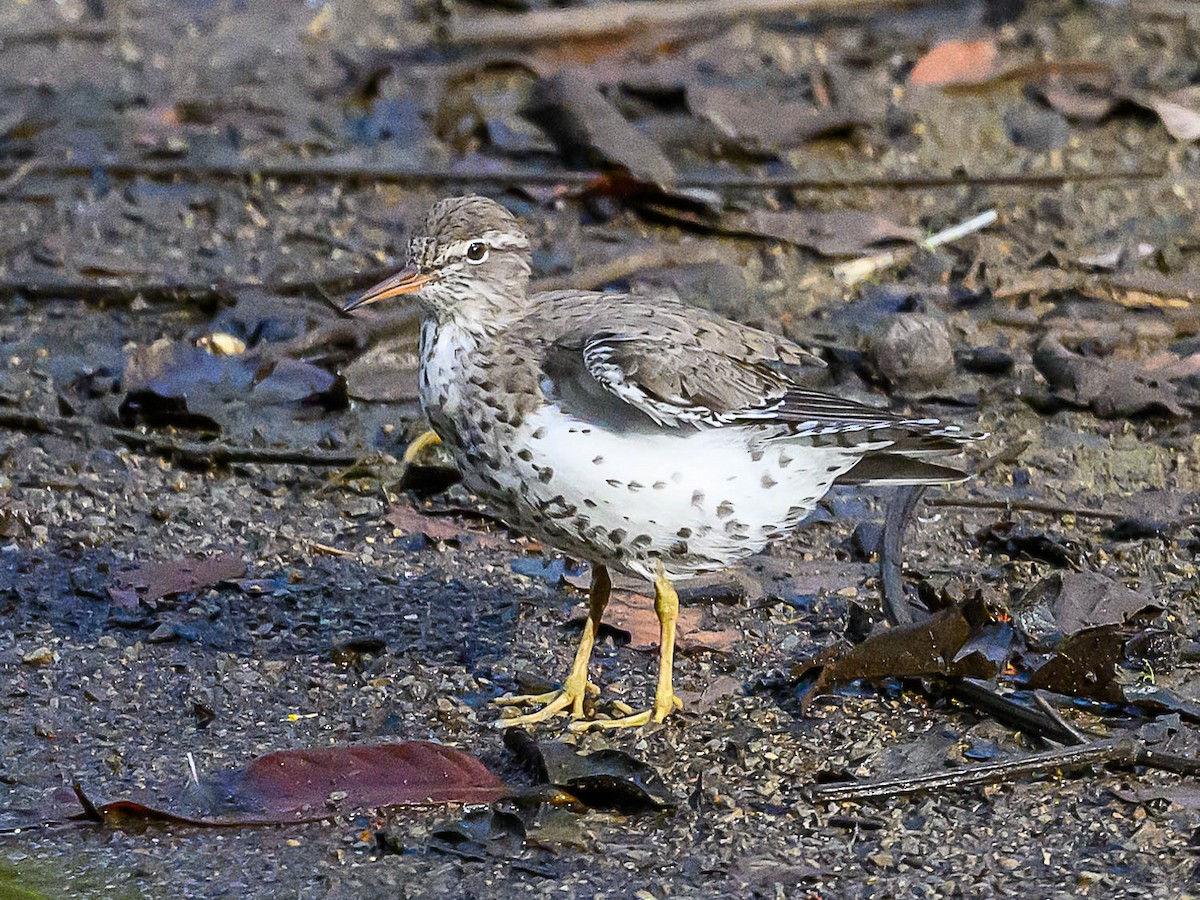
1 0 1199 897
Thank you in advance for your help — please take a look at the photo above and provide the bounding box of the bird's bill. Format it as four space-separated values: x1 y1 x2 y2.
343 267 435 312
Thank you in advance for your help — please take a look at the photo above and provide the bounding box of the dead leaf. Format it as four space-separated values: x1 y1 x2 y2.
528 69 676 188
685 85 868 150
570 590 740 652
797 595 1007 711
677 674 743 714
976 521 1082 569
384 503 468 543
1032 336 1188 419
1014 572 1158 646
722 209 921 258
108 552 246 606
1025 625 1128 703
121 338 346 431
1035 72 1117 123
1112 785 1200 810
503 728 676 812
909 39 999 88
64 742 508 828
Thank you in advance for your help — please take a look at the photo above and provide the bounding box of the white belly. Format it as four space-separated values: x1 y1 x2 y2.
515 405 864 580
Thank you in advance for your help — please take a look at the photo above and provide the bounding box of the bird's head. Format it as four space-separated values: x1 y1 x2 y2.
344 195 532 328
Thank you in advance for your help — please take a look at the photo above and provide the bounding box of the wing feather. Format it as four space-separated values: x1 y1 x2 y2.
534 294 978 447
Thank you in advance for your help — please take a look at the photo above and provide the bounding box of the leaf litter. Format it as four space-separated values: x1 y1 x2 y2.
2 0 1200 893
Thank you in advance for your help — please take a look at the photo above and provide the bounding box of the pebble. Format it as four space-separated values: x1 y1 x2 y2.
21 646 54 667
869 314 954 391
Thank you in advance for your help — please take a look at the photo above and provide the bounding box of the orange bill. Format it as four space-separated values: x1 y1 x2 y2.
343 267 435 311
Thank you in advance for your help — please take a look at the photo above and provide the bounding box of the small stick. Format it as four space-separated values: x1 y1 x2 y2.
448 0 896 45
0 160 1165 194
531 242 733 293
0 409 368 467
1033 690 1091 745
942 679 1082 747
0 160 36 199
834 209 998 285
806 738 1139 803
925 495 1200 528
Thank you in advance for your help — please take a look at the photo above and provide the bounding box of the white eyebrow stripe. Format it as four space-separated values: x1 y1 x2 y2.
443 231 529 257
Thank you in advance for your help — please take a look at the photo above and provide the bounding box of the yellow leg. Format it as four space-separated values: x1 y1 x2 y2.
570 563 683 732
495 566 611 727
401 429 442 466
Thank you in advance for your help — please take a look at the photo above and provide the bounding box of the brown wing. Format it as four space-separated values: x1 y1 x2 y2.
537 294 821 428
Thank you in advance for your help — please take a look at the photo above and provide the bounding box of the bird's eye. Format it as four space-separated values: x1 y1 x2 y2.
465 242 489 263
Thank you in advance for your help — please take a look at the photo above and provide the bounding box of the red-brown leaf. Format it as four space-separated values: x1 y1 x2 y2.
63 742 508 828
909 39 998 88
222 742 508 816
571 590 740 653
384 504 467 543
109 552 246 605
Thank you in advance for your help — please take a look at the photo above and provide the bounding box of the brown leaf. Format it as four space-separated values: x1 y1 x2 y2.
797 595 1008 711
384 503 467 543
686 85 868 150
570 590 740 652
1032 336 1187 418
909 39 999 88
721 209 921 258
1113 785 1200 810
109 552 246 605
66 742 508 828
1016 572 1158 645
528 69 676 188
1025 626 1128 703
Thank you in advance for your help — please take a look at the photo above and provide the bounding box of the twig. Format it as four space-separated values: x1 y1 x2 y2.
879 485 926 627
925 495 1200 528
109 429 367 467
1033 690 1092 745
0 25 113 46
447 0 895 45
940 679 1083 747
0 265 402 306
834 209 997 284
0 278 234 305
70 783 103 823
0 160 36 199
0 409 368 467
530 242 734 293
808 732 1200 803
806 738 1139 802
0 159 1166 193
0 240 732 309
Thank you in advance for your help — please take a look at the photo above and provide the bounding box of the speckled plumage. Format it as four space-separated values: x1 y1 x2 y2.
348 195 980 727
396 197 976 580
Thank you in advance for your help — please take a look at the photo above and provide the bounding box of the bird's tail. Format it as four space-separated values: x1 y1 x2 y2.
834 451 969 486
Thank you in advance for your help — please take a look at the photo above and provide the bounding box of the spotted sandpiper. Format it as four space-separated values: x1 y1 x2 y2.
345 195 980 729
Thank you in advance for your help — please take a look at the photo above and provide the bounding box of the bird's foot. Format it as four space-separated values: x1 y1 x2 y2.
401 429 442 466
568 691 682 732
494 676 600 727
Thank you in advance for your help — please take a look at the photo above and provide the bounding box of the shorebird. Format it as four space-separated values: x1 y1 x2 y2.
345 195 978 729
